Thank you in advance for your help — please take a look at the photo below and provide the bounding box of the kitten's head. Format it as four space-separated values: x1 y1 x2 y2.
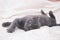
41 10 57 27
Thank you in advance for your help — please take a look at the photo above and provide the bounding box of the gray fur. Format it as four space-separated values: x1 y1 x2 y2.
2 10 57 33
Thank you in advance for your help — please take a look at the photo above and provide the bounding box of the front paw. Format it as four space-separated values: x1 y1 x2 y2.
7 28 15 33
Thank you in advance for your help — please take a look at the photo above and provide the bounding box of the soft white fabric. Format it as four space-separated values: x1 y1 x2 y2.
0 0 60 40
0 0 60 18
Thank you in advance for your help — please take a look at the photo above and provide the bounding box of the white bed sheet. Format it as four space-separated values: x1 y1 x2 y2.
0 0 60 40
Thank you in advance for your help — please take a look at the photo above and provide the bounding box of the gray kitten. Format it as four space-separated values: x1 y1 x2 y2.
2 10 60 33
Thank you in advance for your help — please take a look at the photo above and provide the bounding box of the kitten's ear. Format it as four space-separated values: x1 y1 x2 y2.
49 11 55 19
41 10 46 15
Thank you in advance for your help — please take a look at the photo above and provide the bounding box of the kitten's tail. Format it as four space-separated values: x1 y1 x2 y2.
2 22 11 27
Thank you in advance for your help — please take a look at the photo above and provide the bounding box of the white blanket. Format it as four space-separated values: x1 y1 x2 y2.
0 0 60 40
